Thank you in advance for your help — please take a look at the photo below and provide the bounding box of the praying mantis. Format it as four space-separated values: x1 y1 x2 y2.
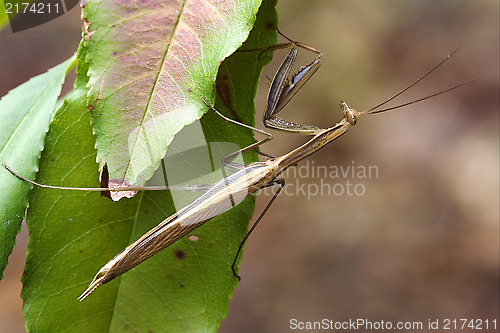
4 34 469 301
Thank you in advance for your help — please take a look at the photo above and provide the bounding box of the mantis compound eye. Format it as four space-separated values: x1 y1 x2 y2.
339 101 359 125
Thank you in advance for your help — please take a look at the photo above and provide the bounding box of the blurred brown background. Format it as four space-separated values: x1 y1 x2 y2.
1 0 498 332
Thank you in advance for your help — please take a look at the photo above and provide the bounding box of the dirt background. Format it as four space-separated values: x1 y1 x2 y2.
1 0 498 332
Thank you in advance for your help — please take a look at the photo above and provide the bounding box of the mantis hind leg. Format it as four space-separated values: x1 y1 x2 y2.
231 178 285 280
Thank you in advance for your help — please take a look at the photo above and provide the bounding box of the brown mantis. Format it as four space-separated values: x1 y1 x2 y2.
4 34 470 301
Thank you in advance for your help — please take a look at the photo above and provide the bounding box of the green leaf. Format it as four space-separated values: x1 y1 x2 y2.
22 0 277 331
83 0 265 190
0 0 9 31
0 55 75 279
